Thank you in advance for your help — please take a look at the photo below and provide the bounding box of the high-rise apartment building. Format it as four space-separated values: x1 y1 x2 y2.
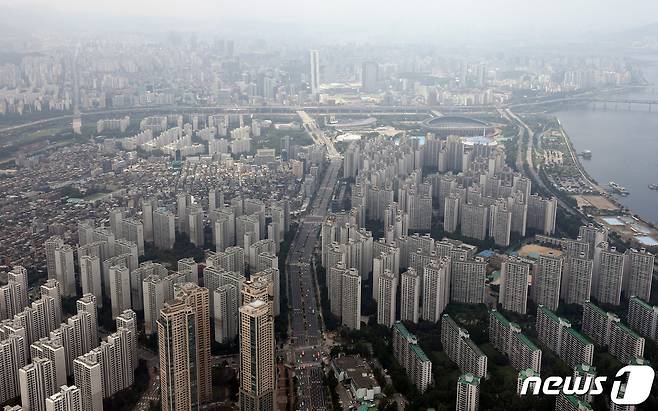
489 310 542 373
536 305 593 368
560 252 593 305
45 385 82 411
499 257 530 314
19 357 57 411
341 268 361 330
531 252 563 311
377 269 397 327
239 300 275 411
153 208 176 250
392 322 432 393
627 296 658 342
422 258 451 323
441 315 488 378
456 373 480 411
450 257 486 304
400 268 420 323
54 245 76 297
622 248 654 302
109 264 130 319
593 243 624 306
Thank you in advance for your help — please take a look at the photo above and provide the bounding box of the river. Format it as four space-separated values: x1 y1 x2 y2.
555 57 658 226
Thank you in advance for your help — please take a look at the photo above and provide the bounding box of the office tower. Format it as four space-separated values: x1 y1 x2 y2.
239 300 275 411
622 248 654 301
516 368 540 396
422 259 451 323
361 61 379 92
392 322 432 393
561 252 593 305
578 224 608 259
121 219 144 256
177 283 211 404
488 310 542 373
0 333 26 403
214 284 238 343
377 269 397 328
531 252 563 311
456 373 480 411
499 257 530 314
451 257 486 304
188 205 205 247
340 268 361 331
441 315 488 378
489 199 512 247
526 195 557 235
76 294 98 350
20 357 57 411
73 354 103 411
593 243 624 306
109 265 130 319
142 199 155 243
309 50 320 95
460 202 488 241
45 237 65 280
400 268 420 323
45 385 82 411
536 305 594 368
78 256 101 308
153 208 175 250
443 193 460 233
627 296 658 342
30 339 67 388
54 245 76 297
40 280 63 327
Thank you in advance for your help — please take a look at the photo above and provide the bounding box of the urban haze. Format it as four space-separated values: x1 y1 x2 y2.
0 1 657 411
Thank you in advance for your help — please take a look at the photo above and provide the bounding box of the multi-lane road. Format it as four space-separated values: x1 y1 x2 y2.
285 114 342 410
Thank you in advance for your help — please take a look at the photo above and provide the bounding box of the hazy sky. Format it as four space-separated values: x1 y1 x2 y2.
3 0 658 43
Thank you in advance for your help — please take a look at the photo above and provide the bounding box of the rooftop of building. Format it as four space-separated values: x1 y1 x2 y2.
458 373 481 386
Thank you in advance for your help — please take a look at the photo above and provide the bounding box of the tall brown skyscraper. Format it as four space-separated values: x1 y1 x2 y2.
239 299 275 411
158 283 211 410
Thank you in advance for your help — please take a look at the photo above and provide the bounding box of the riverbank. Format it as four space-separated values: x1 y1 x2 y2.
554 116 658 249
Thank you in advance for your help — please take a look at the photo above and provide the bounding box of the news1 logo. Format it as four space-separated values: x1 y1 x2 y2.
520 365 655 405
